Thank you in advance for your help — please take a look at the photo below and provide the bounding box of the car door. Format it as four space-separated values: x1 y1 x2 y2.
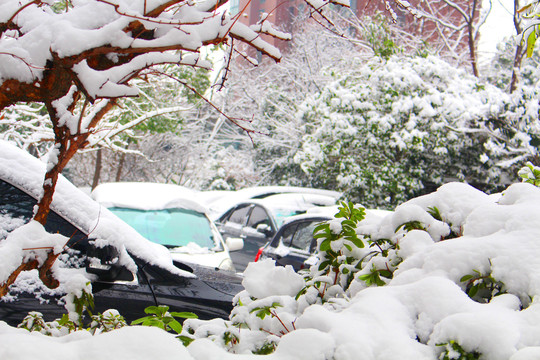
218 204 252 240
283 220 320 270
232 205 275 271
139 260 241 320
263 218 326 271
0 179 157 325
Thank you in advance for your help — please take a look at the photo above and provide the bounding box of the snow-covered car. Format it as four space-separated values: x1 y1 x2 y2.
0 140 243 325
215 193 339 272
256 206 392 271
204 186 341 220
91 182 242 272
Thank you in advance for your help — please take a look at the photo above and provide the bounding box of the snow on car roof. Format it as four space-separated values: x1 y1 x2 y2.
257 193 337 208
0 140 191 277
279 205 393 228
91 182 207 214
206 186 342 218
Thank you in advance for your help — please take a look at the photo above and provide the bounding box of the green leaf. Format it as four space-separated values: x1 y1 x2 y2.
320 239 332 252
179 335 195 346
379 270 393 279
460 274 474 282
170 312 198 319
468 285 479 298
527 28 538 57
168 320 183 334
318 260 331 271
349 236 365 249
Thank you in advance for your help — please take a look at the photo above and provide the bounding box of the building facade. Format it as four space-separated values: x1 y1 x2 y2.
230 0 479 61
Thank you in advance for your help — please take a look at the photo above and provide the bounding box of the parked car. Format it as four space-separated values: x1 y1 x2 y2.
0 140 242 326
92 182 242 273
256 207 392 271
215 193 338 272
204 186 341 220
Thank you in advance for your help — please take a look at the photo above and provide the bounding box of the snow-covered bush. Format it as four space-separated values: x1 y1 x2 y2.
180 181 540 359
275 54 540 208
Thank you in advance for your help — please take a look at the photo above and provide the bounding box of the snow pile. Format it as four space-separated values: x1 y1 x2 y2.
182 181 540 359
4 181 540 359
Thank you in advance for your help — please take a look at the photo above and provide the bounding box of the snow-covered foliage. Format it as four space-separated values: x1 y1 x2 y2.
273 54 540 208
4 181 540 359
178 181 540 359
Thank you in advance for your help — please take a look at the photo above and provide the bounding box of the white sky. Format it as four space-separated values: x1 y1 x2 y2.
478 0 516 63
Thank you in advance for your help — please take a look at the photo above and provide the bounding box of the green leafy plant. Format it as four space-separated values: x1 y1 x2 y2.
18 312 53 335
131 305 197 335
358 264 393 287
303 201 366 300
89 310 127 334
249 302 295 336
437 340 481 360
395 220 426 233
460 266 506 303
18 285 128 336
518 161 540 186
252 341 277 355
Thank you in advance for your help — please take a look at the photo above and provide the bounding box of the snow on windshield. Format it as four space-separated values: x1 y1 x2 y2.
91 182 206 213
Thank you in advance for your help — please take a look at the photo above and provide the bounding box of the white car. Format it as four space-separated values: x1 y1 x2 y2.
204 186 342 220
215 192 339 272
92 182 243 272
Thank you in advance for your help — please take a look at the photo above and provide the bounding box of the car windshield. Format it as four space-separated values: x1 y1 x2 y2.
272 209 306 228
109 207 216 249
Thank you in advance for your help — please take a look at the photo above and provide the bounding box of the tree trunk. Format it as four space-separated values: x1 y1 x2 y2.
509 0 524 93
116 152 126 182
92 148 102 190
467 0 479 77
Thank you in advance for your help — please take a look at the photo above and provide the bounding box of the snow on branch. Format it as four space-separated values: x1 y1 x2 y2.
0 0 301 111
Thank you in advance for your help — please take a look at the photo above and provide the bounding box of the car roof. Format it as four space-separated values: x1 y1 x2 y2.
92 182 207 214
206 186 341 217
279 205 393 228
0 140 190 277
222 193 338 218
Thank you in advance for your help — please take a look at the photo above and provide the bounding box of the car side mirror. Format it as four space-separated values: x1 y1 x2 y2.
226 237 244 252
256 223 274 237
86 242 134 282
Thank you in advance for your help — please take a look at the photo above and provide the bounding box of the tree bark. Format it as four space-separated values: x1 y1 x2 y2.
509 0 524 93
92 148 102 190
467 0 479 77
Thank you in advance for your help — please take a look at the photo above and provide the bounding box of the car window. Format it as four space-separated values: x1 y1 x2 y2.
0 180 88 245
272 222 297 248
110 207 216 249
290 221 319 252
272 209 305 228
0 180 133 282
246 206 271 229
227 204 251 225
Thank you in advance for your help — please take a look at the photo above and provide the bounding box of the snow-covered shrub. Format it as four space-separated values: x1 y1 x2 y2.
17 286 128 336
182 181 540 359
273 54 540 208
518 161 540 186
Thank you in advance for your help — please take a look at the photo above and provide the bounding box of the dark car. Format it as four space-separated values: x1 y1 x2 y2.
0 141 242 326
256 208 392 271
255 213 333 271
215 193 338 272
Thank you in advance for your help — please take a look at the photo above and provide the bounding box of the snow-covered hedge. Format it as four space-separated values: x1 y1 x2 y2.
275 55 540 208
181 181 540 360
